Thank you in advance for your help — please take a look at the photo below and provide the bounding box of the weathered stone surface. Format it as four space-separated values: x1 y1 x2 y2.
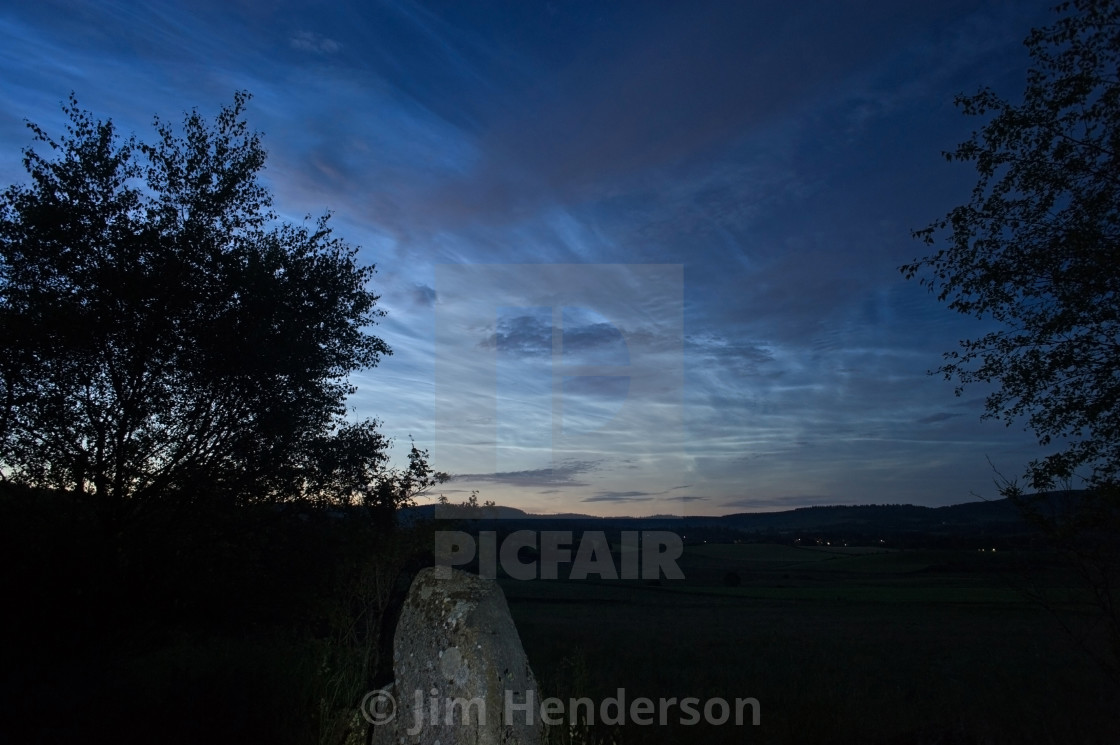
371 567 544 745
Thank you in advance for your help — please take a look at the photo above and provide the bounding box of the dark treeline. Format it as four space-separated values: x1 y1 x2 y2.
0 95 444 744
0 481 438 745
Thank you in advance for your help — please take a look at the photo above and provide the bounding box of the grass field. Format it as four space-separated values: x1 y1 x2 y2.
499 543 1117 744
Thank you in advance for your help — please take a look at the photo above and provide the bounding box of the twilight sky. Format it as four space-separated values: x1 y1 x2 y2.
0 0 1060 515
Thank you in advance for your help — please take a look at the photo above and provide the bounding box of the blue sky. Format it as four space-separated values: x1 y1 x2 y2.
0 0 1059 515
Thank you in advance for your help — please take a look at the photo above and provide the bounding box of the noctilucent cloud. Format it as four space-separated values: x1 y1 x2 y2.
0 0 1059 515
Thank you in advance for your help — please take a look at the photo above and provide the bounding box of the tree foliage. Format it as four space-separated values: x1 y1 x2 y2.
0 93 441 530
903 0 1120 490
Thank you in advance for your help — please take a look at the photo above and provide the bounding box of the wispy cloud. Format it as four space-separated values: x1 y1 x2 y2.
917 412 963 425
583 491 653 503
583 487 709 504
289 31 342 55
450 459 600 488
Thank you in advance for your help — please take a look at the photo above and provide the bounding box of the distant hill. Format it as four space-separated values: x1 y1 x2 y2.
717 498 1026 532
401 503 598 523
408 496 1029 527
405 492 1088 547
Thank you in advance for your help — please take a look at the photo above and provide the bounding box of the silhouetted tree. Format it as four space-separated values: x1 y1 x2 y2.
903 0 1119 492
0 92 439 534
904 0 1120 690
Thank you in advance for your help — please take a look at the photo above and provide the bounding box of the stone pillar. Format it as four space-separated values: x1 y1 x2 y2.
369 567 544 745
